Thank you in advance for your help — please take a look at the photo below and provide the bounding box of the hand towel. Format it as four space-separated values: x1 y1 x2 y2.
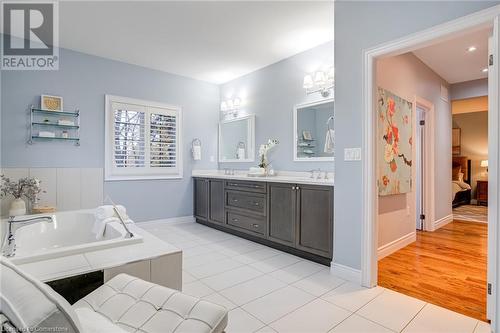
192 145 201 160
324 129 335 154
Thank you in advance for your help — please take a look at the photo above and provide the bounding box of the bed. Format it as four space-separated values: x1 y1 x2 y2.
452 156 472 208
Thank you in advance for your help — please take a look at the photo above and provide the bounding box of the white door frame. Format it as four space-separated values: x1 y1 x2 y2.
414 97 435 232
361 4 500 329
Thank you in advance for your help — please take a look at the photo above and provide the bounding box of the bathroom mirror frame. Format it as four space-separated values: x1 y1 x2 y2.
293 98 335 162
218 114 255 163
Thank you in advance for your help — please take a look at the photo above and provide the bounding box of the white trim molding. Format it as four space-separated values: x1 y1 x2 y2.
433 214 453 231
377 232 416 260
330 262 362 284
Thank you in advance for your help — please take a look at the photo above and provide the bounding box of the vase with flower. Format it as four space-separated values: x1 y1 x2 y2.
257 139 279 175
0 175 44 216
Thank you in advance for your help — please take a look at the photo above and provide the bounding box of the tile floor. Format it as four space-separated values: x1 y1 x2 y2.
141 220 490 333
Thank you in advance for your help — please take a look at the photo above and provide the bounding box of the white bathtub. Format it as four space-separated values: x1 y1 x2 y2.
3 209 143 265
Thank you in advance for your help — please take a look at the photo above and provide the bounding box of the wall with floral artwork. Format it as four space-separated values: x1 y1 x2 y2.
376 53 452 254
377 87 413 196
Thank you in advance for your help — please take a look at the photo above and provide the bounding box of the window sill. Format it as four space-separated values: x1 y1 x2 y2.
105 174 183 181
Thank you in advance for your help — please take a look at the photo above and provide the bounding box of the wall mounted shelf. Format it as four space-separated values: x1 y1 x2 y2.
29 105 80 146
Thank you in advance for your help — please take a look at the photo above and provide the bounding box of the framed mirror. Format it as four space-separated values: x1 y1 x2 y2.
293 98 335 161
219 115 255 162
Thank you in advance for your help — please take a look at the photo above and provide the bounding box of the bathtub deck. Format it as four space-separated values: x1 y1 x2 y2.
13 223 182 289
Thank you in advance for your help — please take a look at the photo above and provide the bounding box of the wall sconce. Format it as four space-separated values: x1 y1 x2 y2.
221 97 242 117
303 67 334 97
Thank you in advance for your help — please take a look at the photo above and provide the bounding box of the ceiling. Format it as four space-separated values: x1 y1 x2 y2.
412 27 491 84
53 1 333 84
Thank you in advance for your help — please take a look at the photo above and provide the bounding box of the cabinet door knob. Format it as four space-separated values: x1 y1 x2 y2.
232 218 239 222
296 186 300 190
232 198 238 202
292 186 296 190
252 224 259 228
253 202 260 206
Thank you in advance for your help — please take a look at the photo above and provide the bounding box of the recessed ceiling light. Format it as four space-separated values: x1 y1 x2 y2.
467 46 477 52
482 68 489 73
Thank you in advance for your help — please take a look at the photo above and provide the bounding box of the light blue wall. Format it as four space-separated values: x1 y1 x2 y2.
334 1 498 270
1 47 220 221
219 41 334 171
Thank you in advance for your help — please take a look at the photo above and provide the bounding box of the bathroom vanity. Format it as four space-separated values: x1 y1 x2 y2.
193 172 333 264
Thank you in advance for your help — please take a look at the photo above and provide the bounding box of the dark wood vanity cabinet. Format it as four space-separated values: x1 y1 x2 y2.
194 177 333 263
194 178 225 224
268 183 296 246
194 178 209 219
296 185 333 258
209 179 225 223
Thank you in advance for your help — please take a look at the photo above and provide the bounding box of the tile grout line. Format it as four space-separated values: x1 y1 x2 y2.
397 302 428 333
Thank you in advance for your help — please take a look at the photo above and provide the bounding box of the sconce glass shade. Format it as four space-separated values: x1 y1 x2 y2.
314 71 326 85
220 101 227 111
481 160 489 168
233 97 241 107
303 75 314 89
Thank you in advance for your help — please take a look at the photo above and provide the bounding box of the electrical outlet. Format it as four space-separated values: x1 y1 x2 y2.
344 148 362 161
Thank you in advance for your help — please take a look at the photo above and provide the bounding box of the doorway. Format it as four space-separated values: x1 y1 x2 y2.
361 8 499 329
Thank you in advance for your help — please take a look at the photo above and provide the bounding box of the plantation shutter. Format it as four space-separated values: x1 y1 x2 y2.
149 107 178 168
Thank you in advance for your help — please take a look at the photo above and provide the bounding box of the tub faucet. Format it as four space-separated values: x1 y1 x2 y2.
2 215 53 257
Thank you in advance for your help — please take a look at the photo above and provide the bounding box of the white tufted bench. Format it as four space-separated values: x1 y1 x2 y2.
1 259 228 333
74 274 228 333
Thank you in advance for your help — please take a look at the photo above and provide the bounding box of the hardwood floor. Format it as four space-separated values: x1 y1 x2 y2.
378 220 488 321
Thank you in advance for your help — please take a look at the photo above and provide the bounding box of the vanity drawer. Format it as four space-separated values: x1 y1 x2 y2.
225 180 266 193
227 211 265 235
226 191 266 215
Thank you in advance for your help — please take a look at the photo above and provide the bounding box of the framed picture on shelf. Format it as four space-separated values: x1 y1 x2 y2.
41 95 63 111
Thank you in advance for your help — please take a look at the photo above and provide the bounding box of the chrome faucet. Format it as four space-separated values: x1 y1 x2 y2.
2 215 53 257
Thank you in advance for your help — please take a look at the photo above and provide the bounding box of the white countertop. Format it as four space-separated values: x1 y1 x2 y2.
192 169 334 186
12 224 181 282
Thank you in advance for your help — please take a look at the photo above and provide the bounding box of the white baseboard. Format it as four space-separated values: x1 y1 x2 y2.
137 215 195 227
433 214 453 231
330 262 362 284
377 231 416 260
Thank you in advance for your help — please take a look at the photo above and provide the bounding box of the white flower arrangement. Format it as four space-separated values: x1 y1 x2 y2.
0 175 44 203
258 139 279 169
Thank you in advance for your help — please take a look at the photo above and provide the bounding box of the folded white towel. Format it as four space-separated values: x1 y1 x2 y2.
95 205 127 220
92 217 119 239
324 129 335 154
93 205 133 239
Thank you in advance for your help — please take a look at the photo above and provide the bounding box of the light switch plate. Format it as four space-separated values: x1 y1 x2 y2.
344 148 361 161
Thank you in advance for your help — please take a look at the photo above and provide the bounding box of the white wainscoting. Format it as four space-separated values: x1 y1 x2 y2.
0 168 103 216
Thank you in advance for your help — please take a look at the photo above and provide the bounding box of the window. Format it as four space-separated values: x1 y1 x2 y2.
105 95 182 180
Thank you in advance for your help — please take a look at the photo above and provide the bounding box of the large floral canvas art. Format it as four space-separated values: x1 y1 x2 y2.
377 87 412 196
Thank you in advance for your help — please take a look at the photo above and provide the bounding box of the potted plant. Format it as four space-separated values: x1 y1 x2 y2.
257 139 279 174
0 175 43 216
